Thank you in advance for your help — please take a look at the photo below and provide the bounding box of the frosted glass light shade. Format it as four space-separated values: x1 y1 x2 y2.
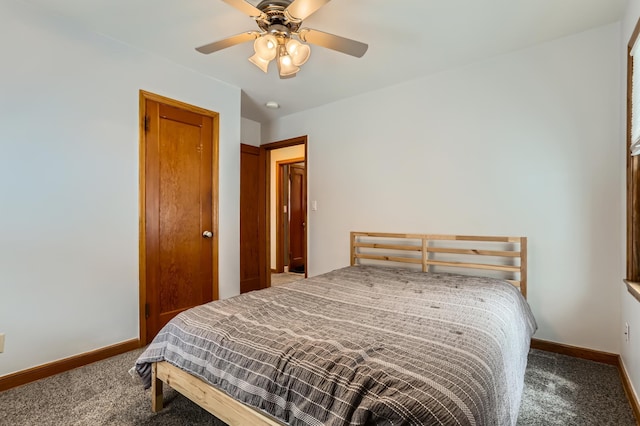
277 52 299 77
253 34 278 61
286 39 310 66
248 53 271 73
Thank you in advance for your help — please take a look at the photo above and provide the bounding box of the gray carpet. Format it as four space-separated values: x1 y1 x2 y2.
1 348 636 425
517 350 636 426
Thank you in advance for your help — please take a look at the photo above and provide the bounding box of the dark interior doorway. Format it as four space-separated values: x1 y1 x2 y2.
277 160 305 274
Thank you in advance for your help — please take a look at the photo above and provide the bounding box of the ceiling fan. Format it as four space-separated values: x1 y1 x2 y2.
196 0 368 78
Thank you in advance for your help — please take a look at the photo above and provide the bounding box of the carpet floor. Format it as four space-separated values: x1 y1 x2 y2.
1 348 636 425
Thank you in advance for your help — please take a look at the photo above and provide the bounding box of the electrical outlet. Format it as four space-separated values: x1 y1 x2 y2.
0 333 4 353
625 323 630 343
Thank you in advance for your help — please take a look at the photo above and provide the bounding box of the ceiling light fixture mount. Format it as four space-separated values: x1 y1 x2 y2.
196 0 368 79
247 21 310 77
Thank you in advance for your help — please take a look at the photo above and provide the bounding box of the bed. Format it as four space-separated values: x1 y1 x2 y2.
135 232 537 425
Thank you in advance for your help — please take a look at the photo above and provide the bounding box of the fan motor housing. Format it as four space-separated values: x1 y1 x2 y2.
256 0 301 32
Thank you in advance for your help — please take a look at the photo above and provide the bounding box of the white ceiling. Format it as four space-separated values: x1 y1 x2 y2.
21 0 625 124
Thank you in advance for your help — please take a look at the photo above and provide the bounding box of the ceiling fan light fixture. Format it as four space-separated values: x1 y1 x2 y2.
278 62 299 77
286 39 310 66
248 53 271 73
253 34 278 61
197 0 368 80
277 57 299 77
277 45 300 77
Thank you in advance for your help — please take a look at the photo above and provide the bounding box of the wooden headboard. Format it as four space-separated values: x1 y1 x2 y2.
350 232 528 298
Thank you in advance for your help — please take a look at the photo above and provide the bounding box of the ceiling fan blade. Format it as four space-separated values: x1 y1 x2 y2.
220 0 264 18
298 28 368 58
195 32 259 54
285 0 332 21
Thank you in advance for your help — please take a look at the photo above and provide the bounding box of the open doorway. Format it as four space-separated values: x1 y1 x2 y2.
239 136 307 292
273 159 305 284
264 137 307 287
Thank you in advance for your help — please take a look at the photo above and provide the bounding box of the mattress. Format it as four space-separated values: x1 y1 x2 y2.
136 265 537 425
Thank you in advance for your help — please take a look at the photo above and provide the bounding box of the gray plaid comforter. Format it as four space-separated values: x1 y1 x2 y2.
136 265 537 426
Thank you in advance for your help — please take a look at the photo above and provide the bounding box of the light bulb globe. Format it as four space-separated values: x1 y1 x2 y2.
254 34 278 61
286 39 310 66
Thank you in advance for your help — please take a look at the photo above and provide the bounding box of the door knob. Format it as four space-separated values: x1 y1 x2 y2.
202 231 213 238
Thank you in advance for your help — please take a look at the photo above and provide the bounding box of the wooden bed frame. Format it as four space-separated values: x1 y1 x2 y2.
150 232 528 425
350 232 527 297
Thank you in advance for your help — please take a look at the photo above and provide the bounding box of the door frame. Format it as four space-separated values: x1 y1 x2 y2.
275 157 305 273
263 136 308 281
138 90 220 345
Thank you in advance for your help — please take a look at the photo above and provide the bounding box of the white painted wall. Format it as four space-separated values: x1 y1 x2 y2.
0 0 241 376
269 145 305 270
621 0 640 405
265 24 623 354
241 117 261 147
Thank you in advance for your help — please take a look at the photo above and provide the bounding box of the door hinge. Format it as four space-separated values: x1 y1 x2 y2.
145 303 150 319
144 115 150 132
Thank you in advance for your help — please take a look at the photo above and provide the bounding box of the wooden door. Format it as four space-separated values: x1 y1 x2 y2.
141 91 218 344
240 144 267 293
288 164 306 273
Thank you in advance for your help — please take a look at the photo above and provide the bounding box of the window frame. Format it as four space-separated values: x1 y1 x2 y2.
626 18 640 302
